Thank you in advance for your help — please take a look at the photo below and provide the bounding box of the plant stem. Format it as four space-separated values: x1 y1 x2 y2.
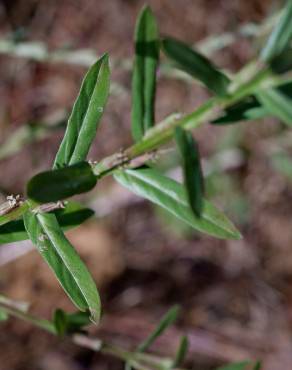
93 62 271 178
0 201 29 226
0 299 185 370
0 302 56 334
0 61 283 226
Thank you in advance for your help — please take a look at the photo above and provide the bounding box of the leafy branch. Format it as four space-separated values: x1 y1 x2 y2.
1 0 292 368
0 296 260 370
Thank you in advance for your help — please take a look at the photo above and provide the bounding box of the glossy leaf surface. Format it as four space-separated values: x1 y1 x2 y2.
175 127 204 217
27 162 97 203
131 5 159 141
24 211 101 323
162 37 230 96
261 0 292 62
54 54 110 167
114 168 241 239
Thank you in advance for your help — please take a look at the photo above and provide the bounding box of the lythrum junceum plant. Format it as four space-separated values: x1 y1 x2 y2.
1 1 292 369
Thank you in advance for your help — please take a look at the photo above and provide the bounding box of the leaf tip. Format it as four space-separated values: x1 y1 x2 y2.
101 52 109 63
231 228 243 240
141 4 153 14
89 307 101 325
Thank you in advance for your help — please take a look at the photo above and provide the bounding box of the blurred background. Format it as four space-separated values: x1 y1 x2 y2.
1 0 292 369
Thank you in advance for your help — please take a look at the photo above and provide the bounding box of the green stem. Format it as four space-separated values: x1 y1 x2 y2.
0 62 279 226
0 201 29 226
93 63 271 178
0 302 56 334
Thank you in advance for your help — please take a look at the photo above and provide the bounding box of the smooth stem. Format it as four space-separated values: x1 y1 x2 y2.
0 302 56 334
93 62 271 178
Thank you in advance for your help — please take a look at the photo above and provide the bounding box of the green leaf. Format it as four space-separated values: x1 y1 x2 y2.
125 307 179 370
0 201 94 245
53 308 67 336
65 310 91 331
131 5 159 141
270 48 292 74
217 361 250 370
53 54 110 167
256 88 292 126
175 127 204 217
0 309 8 322
53 308 90 336
278 80 292 97
172 335 189 368
253 362 261 370
244 107 269 120
137 306 179 352
212 81 292 125
23 210 101 323
54 201 94 230
211 96 267 125
261 0 292 62
27 161 97 203
114 168 241 240
162 37 230 96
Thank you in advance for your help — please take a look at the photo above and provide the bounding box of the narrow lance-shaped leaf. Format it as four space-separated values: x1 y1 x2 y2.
54 54 110 168
212 81 292 125
27 161 97 203
137 305 179 352
211 96 267 125
0 201 94 245
175 127 204 217
114 168 241 240
162 37 230 96
23 53 107 326
125 306 179 370
172 336 189 368
131 5 159 142
261 0 292 62
24 211 101 323
256 88 292 126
